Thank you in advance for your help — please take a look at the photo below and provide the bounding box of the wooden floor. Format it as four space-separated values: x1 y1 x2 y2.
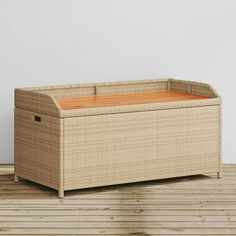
0 165 236 235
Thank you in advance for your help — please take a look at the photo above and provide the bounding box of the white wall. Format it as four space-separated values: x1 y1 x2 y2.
0 0 236 164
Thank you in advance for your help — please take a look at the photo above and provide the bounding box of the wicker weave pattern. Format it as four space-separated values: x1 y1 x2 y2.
64 106 219 190
170 79 217 97
14 78 221 198
15 89 60 117
37 86 96 99
15 79 220 118
14 108 63 190
96 81 168 95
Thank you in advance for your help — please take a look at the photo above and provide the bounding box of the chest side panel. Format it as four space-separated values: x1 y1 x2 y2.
15 108 63 190
64 106 220 190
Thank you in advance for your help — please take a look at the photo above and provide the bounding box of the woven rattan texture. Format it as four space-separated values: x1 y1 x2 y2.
15 79 220 118
63 106 220 190
14 109 63 190
14 79 221 197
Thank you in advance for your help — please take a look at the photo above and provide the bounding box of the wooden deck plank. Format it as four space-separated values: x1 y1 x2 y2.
0 164 235 235
0 215 235 222
1 228 236 234
2 221 236 228
0 209 236 216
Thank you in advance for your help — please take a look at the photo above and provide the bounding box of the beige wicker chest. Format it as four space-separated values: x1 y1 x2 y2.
14 78 221 198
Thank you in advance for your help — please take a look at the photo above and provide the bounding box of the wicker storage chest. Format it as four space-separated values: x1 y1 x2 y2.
14 78 221 198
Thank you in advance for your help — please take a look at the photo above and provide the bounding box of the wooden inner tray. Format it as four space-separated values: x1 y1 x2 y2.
57 90 209 110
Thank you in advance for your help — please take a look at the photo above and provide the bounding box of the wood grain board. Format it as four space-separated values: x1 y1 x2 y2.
57 90 208 110
0 165 235 235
